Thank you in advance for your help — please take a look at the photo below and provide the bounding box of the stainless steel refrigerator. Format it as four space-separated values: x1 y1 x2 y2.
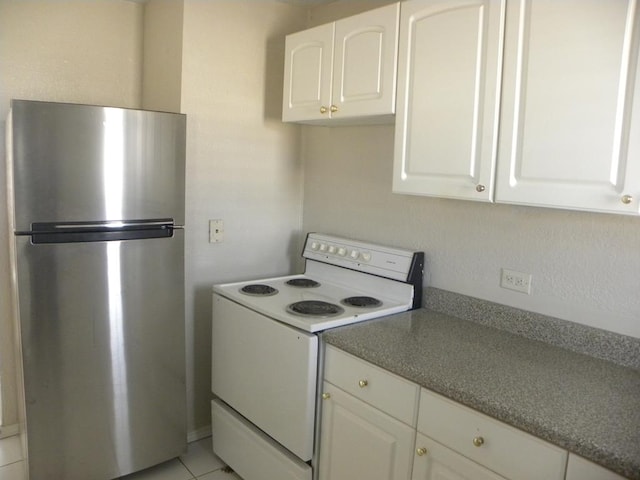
6 99 187 480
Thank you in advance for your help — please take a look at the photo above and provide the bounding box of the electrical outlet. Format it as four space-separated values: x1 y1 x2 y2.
500 268 532 294
209 219 224 243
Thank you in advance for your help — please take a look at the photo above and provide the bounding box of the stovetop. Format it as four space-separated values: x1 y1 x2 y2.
213 264 415 333
212 233 424 333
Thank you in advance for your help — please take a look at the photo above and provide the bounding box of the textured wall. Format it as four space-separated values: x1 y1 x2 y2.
142 0 184 113
0 0 307 437
0 0 144 428
180 0 306 435
301 126 640 338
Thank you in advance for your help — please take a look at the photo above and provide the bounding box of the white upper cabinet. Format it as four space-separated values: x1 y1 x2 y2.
393 0 505 201
393 0 640 215
282 23 335 123
282 3 400 125
495 0 640 215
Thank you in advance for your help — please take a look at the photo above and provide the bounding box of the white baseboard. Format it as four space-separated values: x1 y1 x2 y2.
187 424 212 443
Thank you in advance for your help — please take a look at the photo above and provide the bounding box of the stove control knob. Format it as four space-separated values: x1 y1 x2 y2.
361 252 372 262
328 245 337 254
349 250 360 260
319 243 328 252
310 241 319 251
337 247 347 257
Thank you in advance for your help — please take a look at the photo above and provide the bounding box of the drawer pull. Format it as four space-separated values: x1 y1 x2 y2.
320 106 328 114
322 393 331 400
358 379 369 388
622 194 633 204
473 436 485 447
416 447 428 456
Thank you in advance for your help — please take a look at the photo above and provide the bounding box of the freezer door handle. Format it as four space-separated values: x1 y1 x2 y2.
21 219 176 244
46 220 176 230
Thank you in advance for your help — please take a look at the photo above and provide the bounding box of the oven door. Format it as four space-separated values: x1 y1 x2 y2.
212 294 318 461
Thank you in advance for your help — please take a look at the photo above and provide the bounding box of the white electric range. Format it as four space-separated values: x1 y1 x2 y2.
211 233 424 480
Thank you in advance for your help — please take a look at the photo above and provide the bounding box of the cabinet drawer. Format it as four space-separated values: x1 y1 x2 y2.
412 432 507 480
324 345 419 426
211 400 312 480
418 389 567 480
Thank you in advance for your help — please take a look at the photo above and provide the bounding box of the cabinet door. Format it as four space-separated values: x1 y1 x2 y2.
318 382 415 480
565 454 628 480
495 0 640 215
393 0 505 200
412 433 507 480
331 3 400 121
282 23 334 122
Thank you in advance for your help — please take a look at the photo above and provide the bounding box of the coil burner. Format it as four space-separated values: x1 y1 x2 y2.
341 296 383 308
240 284 279 296
286 300 345 318
286 278 320 288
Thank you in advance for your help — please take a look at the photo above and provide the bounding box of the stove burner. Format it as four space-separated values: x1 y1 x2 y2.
286 278 320 288
286 300 345 318
341 296 383 308
240 284 278 296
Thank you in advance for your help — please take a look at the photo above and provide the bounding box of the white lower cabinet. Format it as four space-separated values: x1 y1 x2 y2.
318 381 415 480
565 454 628 480
417 389 567 480
412 433 506 480
320 346 576 480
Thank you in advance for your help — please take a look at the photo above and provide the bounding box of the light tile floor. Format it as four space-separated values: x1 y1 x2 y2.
0 434 242 480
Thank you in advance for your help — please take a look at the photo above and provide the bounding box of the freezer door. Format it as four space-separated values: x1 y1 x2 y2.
15 231 186 480
9 100 186 230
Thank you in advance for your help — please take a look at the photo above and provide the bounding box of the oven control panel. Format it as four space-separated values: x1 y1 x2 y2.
309 240 372 263
302 233 422 282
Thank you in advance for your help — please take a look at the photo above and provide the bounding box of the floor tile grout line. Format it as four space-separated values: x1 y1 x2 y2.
178 457 197 479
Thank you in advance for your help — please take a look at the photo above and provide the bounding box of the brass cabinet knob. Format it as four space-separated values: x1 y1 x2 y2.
358 379 368 388
319 106 328 114
476 184 486 193
473 436 485 447
416 447 428 456
622 194 633 204
321 392 331 400
330 104 338 113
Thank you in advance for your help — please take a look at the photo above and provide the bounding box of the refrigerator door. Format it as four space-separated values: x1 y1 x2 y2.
9 100 186 230
15 231 186 480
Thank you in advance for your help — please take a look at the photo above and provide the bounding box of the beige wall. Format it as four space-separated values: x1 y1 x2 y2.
0 0 144 428
180 0 306 435
301 124 640 339
300 2 640 341
0 0 308 437
142 0 184 113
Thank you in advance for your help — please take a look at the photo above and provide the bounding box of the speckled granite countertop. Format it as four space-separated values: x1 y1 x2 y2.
322 308 640 479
